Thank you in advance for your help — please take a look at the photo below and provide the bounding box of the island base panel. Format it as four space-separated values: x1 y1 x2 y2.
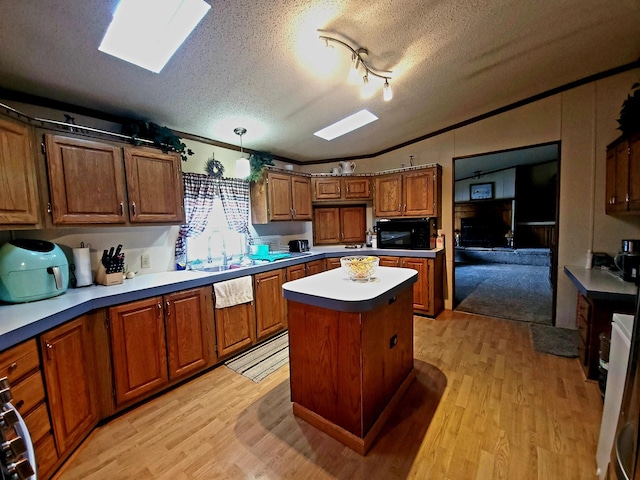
292 369 416 455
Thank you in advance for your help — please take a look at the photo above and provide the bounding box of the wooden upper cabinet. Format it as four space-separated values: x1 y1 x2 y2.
291 175 312 220
374 167 441 218
124 147 184 223
254 269 286 340
313 177 342 200
314 206 366 245
251 171 312 223
0 118 39 227
340 206 366 243
164 287 214 381
109 297 169 406
605 133 640 215
403 168 437 217
41 315 98 456
314 207 341 244
45 134 127 224
374 174 403 217
313 177 371 202
344 177 371 199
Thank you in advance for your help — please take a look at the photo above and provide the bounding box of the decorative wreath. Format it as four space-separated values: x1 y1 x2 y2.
204 155 225 178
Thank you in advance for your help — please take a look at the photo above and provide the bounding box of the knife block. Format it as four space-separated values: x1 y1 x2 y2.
96 264 123 286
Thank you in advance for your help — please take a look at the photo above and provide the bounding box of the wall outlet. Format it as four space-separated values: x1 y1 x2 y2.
141 254 151 269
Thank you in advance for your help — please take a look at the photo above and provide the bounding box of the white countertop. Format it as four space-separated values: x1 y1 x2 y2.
282 266 418 312
564 266 638 301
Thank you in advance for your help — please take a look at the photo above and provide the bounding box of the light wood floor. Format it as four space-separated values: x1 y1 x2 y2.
55 311 603 480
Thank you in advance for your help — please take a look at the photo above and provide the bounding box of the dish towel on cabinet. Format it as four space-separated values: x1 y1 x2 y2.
213 276 253 308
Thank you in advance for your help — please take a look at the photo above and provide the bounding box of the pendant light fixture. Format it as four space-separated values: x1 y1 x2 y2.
234 127 250 179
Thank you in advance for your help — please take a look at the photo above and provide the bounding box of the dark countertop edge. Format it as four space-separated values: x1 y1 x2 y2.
0 249 440 350
283 274 418 312
563 266 637 303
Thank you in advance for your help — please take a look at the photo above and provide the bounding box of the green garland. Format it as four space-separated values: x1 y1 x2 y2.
248 151 275 181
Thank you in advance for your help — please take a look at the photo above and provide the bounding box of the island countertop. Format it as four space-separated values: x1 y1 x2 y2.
282 266 418 312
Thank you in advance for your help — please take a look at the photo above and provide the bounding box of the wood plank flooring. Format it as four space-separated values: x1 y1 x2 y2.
55 311 603 480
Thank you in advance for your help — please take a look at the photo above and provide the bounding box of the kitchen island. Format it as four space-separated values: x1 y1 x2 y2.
283 266 418 455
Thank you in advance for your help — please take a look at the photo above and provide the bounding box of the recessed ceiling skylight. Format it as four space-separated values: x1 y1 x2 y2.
314 110 379 141
99 0 211 73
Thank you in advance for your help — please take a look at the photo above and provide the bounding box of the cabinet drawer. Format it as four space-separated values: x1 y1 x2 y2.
12 370 45 415
0 339 40 385
34 433 58 479
23 402 51 445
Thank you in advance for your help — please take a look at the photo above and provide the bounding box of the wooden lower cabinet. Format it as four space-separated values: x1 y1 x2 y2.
305 259 325 276
109 297 169 406
374 255 444 316
286 263 306 281
326 257 342 270
255 269 287 340
41 316 98 457
109 287 214 407
213 282 256 360
165 287 215 380
0 338 57 479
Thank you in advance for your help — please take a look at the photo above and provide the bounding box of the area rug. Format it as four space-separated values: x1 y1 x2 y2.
455 263 553 324
224 332 289 382
529 323 579 358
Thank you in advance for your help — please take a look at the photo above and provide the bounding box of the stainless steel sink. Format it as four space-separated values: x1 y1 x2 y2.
202 265 231 272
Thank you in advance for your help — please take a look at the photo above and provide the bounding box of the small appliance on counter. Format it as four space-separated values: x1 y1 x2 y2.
0 239 69 303
288 240 310 252
615 239 640 282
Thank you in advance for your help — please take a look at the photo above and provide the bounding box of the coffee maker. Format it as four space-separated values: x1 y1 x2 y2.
614 239 640 282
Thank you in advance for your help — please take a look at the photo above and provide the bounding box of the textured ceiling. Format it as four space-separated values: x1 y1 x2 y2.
0 0 638 163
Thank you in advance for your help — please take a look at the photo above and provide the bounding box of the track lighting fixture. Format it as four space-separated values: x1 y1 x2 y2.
319 33 393 102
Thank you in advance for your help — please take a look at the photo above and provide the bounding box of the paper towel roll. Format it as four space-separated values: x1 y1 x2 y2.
73 247 93 287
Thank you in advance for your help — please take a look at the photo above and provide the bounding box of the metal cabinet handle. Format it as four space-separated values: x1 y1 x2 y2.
404 204 407 212
131 202 137 216
166 300 170 315
45 341 53 360
120 202 124 216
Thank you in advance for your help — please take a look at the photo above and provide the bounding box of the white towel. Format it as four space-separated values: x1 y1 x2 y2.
213 276 253 308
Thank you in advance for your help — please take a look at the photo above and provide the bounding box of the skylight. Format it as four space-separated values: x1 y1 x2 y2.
99 0 211 73
314 110 379 141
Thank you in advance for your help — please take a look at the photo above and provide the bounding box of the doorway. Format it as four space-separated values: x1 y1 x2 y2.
452 142 560 325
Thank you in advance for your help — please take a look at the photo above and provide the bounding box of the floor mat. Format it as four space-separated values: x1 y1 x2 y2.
224 332 289 382
529 323 579 357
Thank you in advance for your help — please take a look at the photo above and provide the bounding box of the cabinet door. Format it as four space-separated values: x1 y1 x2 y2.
214 300 256 360
41 316 97 456
255 269 286 340
344 177 371 199
45 134 127 224
305 259 325 276
326 257 342 270
314 207 341 244
165 287 213 381
109 297 168 406
605 145 618 214
313 177 341 200
614 140 630 213
0 118 39 226
124 147 184 223
374 174 402 217
403 169 435 216
286 264 306 281
378 256 400 267
628 132 640 212
401 257 430 313
340 206 366 243
291 175 312 220
267 172 293 220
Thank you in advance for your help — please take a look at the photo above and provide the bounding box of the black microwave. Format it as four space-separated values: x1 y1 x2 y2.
376 218 437 250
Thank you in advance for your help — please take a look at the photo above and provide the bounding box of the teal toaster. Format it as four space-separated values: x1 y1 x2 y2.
0 239 69 303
